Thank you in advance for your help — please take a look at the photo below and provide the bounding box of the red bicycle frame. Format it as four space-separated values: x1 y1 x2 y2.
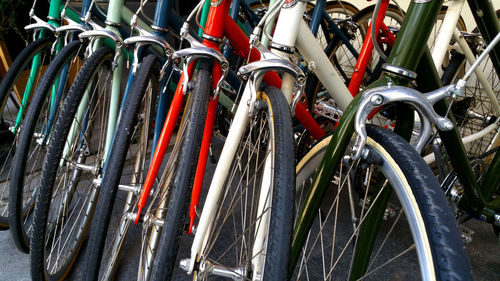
135 0 325 228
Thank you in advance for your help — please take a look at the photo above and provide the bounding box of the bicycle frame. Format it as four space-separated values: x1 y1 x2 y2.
290 0 500 276
425 0 500 155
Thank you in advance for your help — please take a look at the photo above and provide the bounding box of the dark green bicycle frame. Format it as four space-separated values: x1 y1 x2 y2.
290 0 500 277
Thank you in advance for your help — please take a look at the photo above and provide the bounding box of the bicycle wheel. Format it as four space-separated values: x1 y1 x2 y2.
428 7 467 57
30 46 114 281
9 39 86 253
145 60 212 281
0 37 54 229
191 86 294 280
316 1 360 47
291 125 472 280
83 54 159 281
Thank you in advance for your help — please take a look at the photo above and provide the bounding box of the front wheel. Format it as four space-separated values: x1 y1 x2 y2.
30 46 114 281
83 53 160 281
9 39 85 253
291 125 472 280
148 60 212 281
192 86 295 280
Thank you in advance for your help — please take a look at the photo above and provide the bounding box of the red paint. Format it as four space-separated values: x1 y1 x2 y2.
295 102 325 139
204 0 231 39
224 14 261 63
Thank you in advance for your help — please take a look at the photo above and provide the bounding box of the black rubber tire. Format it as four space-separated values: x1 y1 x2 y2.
9 39 85 253
191 86 295 281
30 46 114 281
292 125 472 280
83 54 160 281
150 60 212 281
0 37 54 229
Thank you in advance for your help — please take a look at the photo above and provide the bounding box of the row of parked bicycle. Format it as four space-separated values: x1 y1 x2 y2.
0 0 499 280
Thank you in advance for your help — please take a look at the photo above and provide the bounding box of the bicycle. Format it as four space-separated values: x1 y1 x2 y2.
423 6 500 239
6 0 108 254
82 0 290 278
81 0 469 279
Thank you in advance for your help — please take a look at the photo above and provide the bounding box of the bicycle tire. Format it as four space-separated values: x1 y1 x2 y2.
291 125 472 280
149 60 212 281
192 85 294 280
83 54 160 281
0 37 54 229
30 46 114 281
9 39 85 253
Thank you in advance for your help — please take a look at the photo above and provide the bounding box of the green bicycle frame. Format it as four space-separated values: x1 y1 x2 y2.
290 0 500 276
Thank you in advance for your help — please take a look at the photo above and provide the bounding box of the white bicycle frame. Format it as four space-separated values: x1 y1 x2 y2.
185 0 352 275
424 0 500 163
